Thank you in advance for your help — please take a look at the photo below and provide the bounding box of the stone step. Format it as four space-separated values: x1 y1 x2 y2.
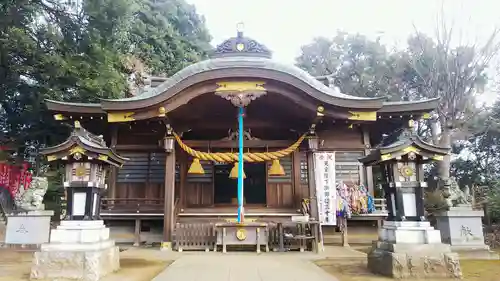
456 249 500 260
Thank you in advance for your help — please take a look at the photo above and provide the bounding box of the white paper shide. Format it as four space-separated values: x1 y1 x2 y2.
314 152 337 225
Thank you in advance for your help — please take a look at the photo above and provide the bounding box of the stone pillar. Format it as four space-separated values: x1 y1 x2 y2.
161 148 176 251
436 205 499 259
361 127 374 196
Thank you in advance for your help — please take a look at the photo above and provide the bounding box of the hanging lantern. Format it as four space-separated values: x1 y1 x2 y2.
229 162 246 179
162 135 175 152
188 158 205 174
268 159 285 176
307 135 319 151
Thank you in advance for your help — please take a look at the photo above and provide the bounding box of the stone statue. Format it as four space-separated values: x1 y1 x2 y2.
14 177 49 211
448 177 472 206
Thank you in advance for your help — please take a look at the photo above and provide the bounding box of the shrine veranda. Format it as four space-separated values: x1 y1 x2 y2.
39 29 441 251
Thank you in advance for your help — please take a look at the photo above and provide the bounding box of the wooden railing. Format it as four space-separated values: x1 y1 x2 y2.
300 197 387 217
173 222 216 252
373 198 387 213
101 198 164 214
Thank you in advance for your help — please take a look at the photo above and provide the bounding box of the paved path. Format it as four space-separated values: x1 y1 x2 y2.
152 253 339 281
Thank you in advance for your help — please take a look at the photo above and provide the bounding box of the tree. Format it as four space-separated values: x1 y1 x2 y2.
295 32 403 100
295 25 500 188
404 22 500 183
129 0 212 76
0 0 212 151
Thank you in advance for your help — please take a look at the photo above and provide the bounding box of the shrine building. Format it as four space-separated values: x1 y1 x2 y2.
44 29 439 249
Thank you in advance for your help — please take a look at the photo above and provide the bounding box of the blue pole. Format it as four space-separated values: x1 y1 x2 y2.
237 106 244 223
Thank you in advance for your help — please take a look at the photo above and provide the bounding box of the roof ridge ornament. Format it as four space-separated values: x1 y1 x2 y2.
212 23 272 59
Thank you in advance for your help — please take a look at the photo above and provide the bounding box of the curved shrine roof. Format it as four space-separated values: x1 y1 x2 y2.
359 130 450 166
41 121 128 166
45 29 440 116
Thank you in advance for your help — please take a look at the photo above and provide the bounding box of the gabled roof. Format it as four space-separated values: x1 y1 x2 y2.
45 30 440 117
45 56 440 114
359 130 450 166
41 121 128 167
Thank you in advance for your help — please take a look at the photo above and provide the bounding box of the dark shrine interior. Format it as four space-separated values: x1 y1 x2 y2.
213 163 267 205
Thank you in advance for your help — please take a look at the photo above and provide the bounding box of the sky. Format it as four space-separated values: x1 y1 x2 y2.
186 0 500 105
186 0 500 65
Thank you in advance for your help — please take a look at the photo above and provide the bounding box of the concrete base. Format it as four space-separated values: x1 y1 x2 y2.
368 221 462 279
31 220 120 281
436 206 498 260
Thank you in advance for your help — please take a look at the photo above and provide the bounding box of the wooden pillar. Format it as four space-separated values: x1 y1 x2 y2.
108 125 118 199
341 217 349 247
292 151 302 208
179 152 187 208
362 126 374 196
161 147 176 251
306 151 318 221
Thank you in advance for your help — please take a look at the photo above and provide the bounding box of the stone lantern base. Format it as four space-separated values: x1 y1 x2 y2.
31 220 120 281
367 221 462 279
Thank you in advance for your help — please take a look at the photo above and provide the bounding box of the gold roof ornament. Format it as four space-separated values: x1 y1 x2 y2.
41 121 128 166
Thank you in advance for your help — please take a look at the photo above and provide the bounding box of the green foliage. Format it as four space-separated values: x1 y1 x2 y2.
295 33 403 99
130 0 212 75
0 0 212 150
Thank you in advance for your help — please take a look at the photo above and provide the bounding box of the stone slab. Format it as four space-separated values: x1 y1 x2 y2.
5 210 54 217
31 245 120 281
454 248 500 260
151 254 337 281
41 239 116 251
379 223 442 244
435 207 490 252
437 209 484 217
5 210 54 245
50 226 110 243
59 220 106 229
374 241 452 254
367 247 462 279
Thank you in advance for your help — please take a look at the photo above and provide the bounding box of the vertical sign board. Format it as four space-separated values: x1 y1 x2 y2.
313 152 337 226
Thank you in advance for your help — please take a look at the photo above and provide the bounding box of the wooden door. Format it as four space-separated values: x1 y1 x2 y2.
184 159 214 207
266 155 294 208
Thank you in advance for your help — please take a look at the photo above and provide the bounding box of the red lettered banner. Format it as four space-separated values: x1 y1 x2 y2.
0 162 33 198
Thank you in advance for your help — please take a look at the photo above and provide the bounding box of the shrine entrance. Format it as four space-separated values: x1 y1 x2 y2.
213 162 267 205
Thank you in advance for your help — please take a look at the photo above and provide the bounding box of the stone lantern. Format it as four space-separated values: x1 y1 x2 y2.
42 121 127 220
359 120 462 279
31 121 128 281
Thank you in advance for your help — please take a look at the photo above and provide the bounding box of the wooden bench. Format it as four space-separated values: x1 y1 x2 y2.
274 221 320 253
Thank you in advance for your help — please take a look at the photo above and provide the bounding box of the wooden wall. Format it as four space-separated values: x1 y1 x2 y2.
115 151 179 200
111 125 370 207
184 159 213 207
319 127 364 150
